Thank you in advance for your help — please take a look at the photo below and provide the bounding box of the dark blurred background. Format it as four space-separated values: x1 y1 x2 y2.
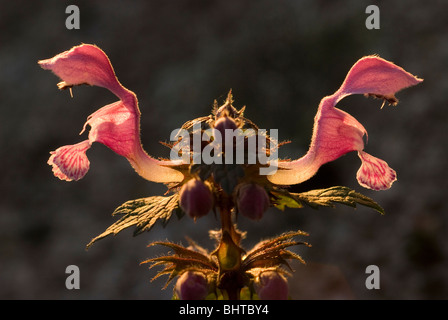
1 0 446 299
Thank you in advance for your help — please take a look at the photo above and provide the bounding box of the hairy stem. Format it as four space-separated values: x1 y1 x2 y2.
213 193 245 299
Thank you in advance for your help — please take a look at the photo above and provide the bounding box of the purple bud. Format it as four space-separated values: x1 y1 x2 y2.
179 179 213 220
255 271 289 300
175 271 209 300
236 183 270 220
213 116 238 137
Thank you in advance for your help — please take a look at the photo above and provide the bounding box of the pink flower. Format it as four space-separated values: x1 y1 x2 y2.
40 44 183 183
268 56 422 190
41 45 421 192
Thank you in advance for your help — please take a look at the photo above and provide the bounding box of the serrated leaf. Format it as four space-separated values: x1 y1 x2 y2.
242 230 310 271
141 240 217 289
86 193 180 249
291 186 385 214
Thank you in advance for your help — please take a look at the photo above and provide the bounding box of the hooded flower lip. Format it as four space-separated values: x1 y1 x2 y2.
267 55 422 191
39 44 184 184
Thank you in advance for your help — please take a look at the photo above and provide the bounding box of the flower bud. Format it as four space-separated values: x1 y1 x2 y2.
213 116 238 137
236 183 270 220
179 178 213 220
213 116 238 152
175 271 209 300
255 271 289 300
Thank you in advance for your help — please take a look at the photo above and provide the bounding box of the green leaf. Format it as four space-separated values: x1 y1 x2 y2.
86 193 180 249
291 186 385 215
271 191 303 211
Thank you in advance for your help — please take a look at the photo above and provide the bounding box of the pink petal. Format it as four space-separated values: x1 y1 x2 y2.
268 56 421 189
47 140 91 181
356 151 397 191
338 55 423 101
84 99 184 183
85 100 138 158
38 44 128 99
310 101 366 165
269 101 366 185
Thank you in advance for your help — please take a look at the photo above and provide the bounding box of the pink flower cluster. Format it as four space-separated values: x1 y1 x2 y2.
40 44 422 194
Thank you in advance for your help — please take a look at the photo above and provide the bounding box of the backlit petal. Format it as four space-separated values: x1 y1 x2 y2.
47 140 91 181
84 99 184 183
85 100 138 158
339 55 423 99
356 151 397 191
269 99 366 185
38 44 128 99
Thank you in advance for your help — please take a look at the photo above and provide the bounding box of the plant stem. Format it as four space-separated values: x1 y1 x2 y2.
214 192 245 299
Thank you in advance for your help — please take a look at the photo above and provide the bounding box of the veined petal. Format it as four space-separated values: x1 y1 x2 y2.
84 100 184 183
48 140 91 181
41 44 184 184
85 100 138 158
357 151 397 191
268 56 422 189
268 98 366 185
